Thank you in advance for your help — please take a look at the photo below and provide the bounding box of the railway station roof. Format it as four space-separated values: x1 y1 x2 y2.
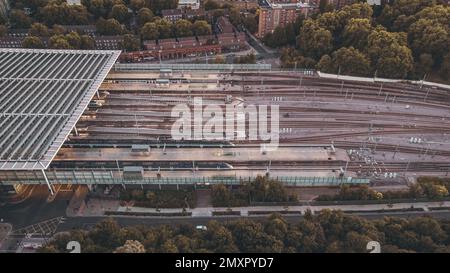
0 49 120 170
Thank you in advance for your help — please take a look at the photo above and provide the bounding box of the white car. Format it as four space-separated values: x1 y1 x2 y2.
23 243 42 249
196 225 207 231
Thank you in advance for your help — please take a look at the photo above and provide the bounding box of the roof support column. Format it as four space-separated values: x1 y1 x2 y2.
41 169 54 195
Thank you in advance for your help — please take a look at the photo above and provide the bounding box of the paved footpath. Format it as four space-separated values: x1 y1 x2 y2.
71 199 450 218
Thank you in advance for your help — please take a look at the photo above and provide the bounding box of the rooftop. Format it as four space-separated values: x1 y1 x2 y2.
0 49 120 170
161 9 183 16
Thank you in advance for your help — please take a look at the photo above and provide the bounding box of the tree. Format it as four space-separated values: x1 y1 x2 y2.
22 36 45 49
114 240 146 253
80 35 95 49
122 34 140 51
295 219 326 252
331 47 371 77
342 18 372 50
338 2 373 25
29 23 50 37
264 25 288 48
141 22 159 40
52 25 66 35
391 15 416 32
172 235 195 253
211 9 225 21
145 0 178 14
415 4 450 26
234 53 256 64
65 31 82 49
228 7 242 26
343 231 374 253
242 15 258 34
377 0 436 30
280 48 316 69
408 183 425 198
0 25 7 37
317 54 334 73
130 0 145 12
137 8 154 27
265 27 288 48
174 19 193 37
297 19 333 60
9 9 33 29
376 45 413 79
96 18 123 35
243 176 297 202
89 218 122 249
48 35 71 49
159 239 178 253
110 4 130 23
317 12 342 34
40 208 450 253
204 0 221 11
39 3 89 26
408 217 448 243
316 209 347 241
440 53 450 80
368 28 413 78
211 184 232 206
85 0 109 18
192 20 211 36
285 23 297 46
319 0 334 14
265 214 288 241
118 226 145 244
0 14 6 25
415 53 434 78
427 184 449 199
204 221 238 252
408 19 449 61
155 18 173 39
265 22 297 48
229 219 283 253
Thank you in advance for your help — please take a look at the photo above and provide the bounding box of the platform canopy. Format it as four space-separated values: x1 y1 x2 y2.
0 49 120 170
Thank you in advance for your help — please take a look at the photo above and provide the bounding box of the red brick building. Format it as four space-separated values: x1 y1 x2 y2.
124 32 248 62
161 9 183 22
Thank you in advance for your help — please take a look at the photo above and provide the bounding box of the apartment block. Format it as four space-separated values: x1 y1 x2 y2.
257 0 316 38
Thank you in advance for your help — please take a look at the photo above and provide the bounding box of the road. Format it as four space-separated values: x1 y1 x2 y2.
2 186 450 233
242 28 281 68
0 186 72 229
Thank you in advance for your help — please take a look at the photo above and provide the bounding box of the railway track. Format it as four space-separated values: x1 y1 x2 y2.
48 159 450 173
71 72 450 174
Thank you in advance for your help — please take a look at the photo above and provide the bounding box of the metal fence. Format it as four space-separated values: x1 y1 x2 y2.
0 170 370 186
